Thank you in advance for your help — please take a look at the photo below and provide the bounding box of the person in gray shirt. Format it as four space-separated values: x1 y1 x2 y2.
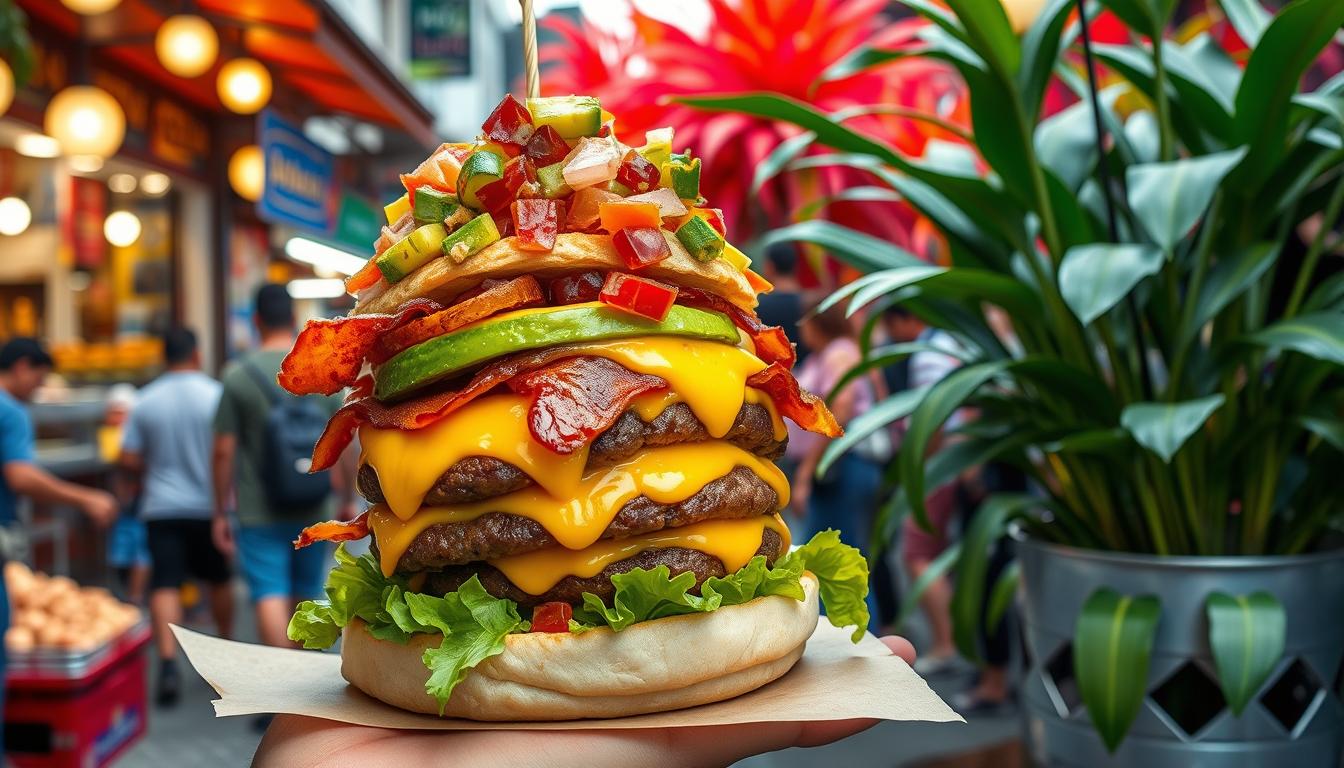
119 328 232 708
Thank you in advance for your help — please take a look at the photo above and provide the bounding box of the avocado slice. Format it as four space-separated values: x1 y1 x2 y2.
375 304 739 401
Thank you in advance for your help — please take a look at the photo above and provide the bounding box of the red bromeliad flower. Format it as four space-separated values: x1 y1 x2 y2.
541 0 969 259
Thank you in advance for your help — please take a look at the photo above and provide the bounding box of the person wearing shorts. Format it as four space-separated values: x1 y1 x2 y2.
120 328 232 707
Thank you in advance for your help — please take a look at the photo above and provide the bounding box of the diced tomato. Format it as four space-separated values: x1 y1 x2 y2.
482 94 534 147
690 207 727 237
616 151 661 194
524 125 572 167
512 199 559 252
344 259 383 294
549 271 605 304
492 210 515 239
600 272 678 321
476 156 539 213
531 602 573 633
613 227 671 269
567 187 622 229
598 200 661 233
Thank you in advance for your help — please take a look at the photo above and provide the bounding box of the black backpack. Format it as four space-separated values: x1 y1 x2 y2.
243 361 332 507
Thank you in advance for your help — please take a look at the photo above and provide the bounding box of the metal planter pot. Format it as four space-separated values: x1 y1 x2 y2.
1017 533 1344 767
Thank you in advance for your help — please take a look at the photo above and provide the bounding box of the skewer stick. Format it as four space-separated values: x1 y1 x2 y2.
520 0 540 99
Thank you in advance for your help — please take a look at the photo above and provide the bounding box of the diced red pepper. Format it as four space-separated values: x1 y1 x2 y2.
598 200 661 232
600 272 679 322
492 210 516 239
612 227 671 269
524 125 572 167
476 156 539 213
482 94 534 148
549 271 605 304
343 259 384 294
690 207 727 237
512 199 559 252
744 268 774 294
616 151 661 194
530 602 573 633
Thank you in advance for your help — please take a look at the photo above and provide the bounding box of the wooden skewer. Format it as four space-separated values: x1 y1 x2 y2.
520 0 540 99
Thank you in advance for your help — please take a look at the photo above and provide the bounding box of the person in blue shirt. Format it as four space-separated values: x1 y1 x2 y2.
0 338 117 744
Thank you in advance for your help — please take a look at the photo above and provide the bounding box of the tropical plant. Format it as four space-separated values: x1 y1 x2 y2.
682 0 1344 751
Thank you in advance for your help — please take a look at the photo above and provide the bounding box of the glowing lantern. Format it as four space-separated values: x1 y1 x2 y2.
216 58 272 114
44 86 126 159
156 15 219 78
228 145 265 202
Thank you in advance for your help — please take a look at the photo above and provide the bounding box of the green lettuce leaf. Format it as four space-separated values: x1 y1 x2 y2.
776 529 871 642
288 600 341 650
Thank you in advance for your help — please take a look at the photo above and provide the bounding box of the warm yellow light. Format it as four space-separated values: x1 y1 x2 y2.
140 173 172 196
0 197 31 236
1001 0 1047 34
228 144 265 202
59 0 122 14
0 60 13 116
155 15 219 78
103 210 141 247
108 173 137 194
69 155 104 174
14 133 61 158
44 85 126 159
216 58 272 115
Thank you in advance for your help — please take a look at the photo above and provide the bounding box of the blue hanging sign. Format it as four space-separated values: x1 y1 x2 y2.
257 109 335 233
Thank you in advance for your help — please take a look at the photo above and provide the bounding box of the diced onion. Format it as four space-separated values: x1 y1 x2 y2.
562 137 624 190
624 187 688 218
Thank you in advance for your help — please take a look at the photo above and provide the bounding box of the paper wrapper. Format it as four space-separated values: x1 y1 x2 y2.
175 622 961 730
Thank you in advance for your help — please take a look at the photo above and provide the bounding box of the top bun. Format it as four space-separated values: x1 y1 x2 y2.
356 232 757 316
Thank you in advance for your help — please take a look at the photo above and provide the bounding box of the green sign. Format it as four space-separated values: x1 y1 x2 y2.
332 193 381 253
409 0 471 79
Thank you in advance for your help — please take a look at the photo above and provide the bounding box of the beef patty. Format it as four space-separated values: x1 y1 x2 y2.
357 401 785 507
422 527 786 607
380 465 781 572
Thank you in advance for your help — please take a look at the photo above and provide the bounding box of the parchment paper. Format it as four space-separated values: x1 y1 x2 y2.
174 623 963 730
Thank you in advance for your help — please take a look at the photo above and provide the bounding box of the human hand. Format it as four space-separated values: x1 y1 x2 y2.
80 490 118 528
212 514 236 559
253 636 916 768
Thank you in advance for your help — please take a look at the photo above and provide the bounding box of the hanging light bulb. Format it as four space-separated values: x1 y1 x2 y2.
0 197 32 236
59 0 122 14
216 58 272 114
0 60 13 116
104 210 141 247
44 85 126 159
228 145 265 202
156 15 219 78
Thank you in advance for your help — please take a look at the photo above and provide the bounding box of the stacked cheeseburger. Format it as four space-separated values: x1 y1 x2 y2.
283 94 869 720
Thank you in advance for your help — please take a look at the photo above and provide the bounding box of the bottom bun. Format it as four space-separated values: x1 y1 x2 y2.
340 572 820 720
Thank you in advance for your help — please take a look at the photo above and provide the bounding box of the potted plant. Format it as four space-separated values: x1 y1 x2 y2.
681 0 1344 764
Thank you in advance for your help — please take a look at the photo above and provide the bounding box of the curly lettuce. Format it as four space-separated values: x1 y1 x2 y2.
288 530 870 710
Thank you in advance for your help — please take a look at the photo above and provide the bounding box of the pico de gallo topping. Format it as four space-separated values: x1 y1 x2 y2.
529 601 573 633
599 272 679 322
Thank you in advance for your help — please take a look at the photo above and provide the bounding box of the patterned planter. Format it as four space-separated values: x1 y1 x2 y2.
1017 533 1344 767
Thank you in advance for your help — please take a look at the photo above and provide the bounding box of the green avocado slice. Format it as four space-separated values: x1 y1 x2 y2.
374 304 740 401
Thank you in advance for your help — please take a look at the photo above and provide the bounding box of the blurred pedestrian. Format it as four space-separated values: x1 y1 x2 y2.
119 328 232 707
212 286 351 662
104 383 150 605
789 303 889 628
0 338 117 743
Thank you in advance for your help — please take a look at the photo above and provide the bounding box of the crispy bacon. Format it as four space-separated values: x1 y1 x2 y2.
371 276 545 364
747 363 843 438
294 513 370 549
278 298 441 397
508 357 667 453
677 287 796 368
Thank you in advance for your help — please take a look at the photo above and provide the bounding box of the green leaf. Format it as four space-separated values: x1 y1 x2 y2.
1124 111 1161 164
958 58 1036 206
819 385 931 475
940 0 1021 78
898 542 962 626
1093 44 1216 153
1126 149 1248 252
1075 589 1162 752
1058 244 1164 324
827 341 978 405
411 577 527 714
1217 0 1270 48
1293 93 1344 129
901 361 1011 527
759 220 923 273
1035 87 1123 191
1121 395 1226 462
1018 0 1079 119
1040 428 1131 456
780 530 872 641
1245 312 1344 365
1189 243 1278 335
1231 0 1344 190
1098 0 1167 38
951 494 1036 661
1302 416 1344 451
574 567 717 631
986 561 1021 632
1161 40 1237 140
752 131 815 193
795 186 905 220
1206 592 1286 715
287 601 341 650
1304 272 1344 313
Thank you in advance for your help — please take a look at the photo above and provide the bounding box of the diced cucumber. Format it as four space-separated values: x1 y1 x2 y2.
668 156 701 200
605 179 633 197
413 187 460 224
675 215 724 262
526 96 602 139
537 162 572 199
376 222 448 282
457 151 505 210
384 193 410 224
441 213 501 264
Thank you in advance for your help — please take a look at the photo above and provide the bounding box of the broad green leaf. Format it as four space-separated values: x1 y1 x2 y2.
1206 592 1285 715
1035 86 1124 191
1245 312 1344 365
1293 93 1344 128
1059 244 1164 324
1093 44 1215 153
1161 41 1236 139
1124 111 1161 164
821 46 911 84
1121 395 1226 462
1180 35 1243 108
1217 0 1270 47
828 341 978 403
952 494 1036 661
1304 272 1344 313
986 560 1021 633
1302 416 1344 451
752 131 814 193
1075 589 1162 752
940 0 1021 78
1018 0 1079 119
795 186 905 220
1189 243 1278 335
1231 0 1344 190
957 56 1035 207
898 542 962 625
830 264 1041 318
780 530 872 641
1057 64 1142 166
1040 428 1131 456
1011 358 1121 420
1126 149 1248 252
901 361 1011 528
759 220 922 273
818 385 930 475
1098 0 1169 38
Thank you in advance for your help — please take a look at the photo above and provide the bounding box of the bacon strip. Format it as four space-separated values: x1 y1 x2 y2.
674 287 796 369
508 357 667 454
294 512 370 549
278 298 441 397
370 276 545 364
747 362 843 438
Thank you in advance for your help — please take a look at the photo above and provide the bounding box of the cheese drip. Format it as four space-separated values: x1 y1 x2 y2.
628 388 787 441
490 514 792 596
367 442 790 576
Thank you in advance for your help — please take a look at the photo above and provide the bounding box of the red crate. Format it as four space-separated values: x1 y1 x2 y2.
5 624 151 768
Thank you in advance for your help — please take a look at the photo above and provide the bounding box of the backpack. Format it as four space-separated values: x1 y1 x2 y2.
243 360 332 508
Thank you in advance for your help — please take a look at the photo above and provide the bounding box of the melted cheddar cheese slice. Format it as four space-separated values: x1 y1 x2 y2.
367 441 790 576
490 514 792 596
